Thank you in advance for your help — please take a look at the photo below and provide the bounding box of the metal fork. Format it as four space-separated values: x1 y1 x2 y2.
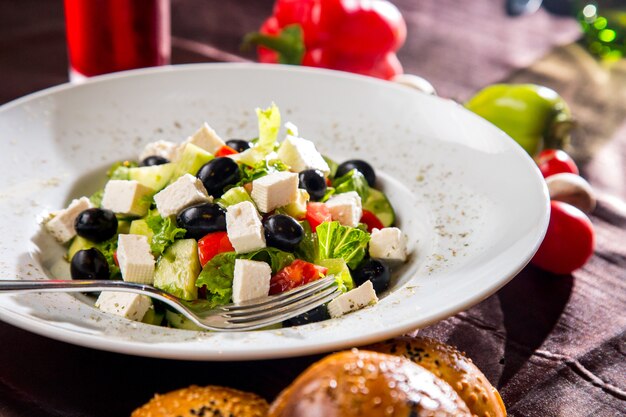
0 276 339 331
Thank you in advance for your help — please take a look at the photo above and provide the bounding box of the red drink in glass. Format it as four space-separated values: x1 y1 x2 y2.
64 0 170 79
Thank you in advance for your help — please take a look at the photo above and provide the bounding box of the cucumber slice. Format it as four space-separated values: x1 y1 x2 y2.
363 188 395 227
128 163 175 191
129 218 154 240
154 239 201 300
170 143 214 181
218 186 254 208
117 219 131 235
165 309 205 331
142 305 164 326
67 236 96 261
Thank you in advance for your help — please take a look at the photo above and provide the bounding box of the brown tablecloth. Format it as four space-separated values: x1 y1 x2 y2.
0 1 624 416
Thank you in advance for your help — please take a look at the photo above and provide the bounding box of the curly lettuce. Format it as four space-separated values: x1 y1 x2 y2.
317 221 370 269
145 210 186 256
234 103 281 166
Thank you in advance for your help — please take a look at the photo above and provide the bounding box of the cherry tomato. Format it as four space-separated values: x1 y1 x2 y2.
270 259 328 294
305 202 332 231
360 209 384 232
531 201 594 274
215 145 238 157
537 149 579 178
198 231 234 266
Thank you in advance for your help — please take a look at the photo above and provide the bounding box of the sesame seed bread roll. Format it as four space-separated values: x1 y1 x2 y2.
269 349 472 417
131 385 269 417
368 336 507 417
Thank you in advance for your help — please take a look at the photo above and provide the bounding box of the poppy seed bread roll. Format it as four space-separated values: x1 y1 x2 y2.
269 349 472 417
131 385 269 417
368 336 507 417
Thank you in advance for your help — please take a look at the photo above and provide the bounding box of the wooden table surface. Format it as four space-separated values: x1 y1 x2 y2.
0 1 624 416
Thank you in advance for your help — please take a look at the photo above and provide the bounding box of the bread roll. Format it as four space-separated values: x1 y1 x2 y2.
368 336 506 417
131 385 269 417
269 349 472 417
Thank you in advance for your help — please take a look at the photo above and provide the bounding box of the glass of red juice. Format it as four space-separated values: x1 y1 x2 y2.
64 0 170 80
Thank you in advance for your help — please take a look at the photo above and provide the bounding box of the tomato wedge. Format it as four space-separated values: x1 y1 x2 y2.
198 231 234 266
215 145 238 157
306 202 332 231
270 259 328 295
360 209 384 232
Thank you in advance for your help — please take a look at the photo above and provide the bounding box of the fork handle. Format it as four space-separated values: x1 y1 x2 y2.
0 279 156 295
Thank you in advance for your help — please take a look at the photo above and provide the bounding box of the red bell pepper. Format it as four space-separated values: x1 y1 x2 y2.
245 0 406 80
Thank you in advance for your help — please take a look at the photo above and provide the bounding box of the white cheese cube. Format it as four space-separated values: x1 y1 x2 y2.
232 259 272 304
328 280 378 318
369 227 408 262
117 234 155 284
325 191 362 228
102 180 154 217
45 197 93 243
139 140 178 162
95 291 151 322
184 122 226 155
153 173 210 217
226 201 266 254
251 171 299 213
277 135 330 175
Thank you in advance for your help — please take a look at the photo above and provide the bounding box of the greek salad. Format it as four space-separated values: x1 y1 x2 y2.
44 104 408 329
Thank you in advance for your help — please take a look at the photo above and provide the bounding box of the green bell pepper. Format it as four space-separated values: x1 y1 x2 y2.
465 84 574 156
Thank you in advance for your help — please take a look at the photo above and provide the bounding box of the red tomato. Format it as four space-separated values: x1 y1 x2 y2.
360 209 384 232
215 145 238 157
270 259 328 294
531 201 595 274
198 232 234 266
113 251 119 267
537 149 579 178
306 202 332 231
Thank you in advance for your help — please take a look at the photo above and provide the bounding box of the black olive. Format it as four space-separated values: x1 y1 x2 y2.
336 159 376 187
176 203 227 240
140 155 169 166
196 157 241 197
225 139 252 153
263 214 304 252
298 169 327 201
70 248 110 280
74 208 118 243
351 258 390 294
284 304 330 327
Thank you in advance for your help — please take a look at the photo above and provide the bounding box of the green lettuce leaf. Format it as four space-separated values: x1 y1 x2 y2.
322 155 339 179
145 210 186 256
195 251 237 308
294 221 318 263
235 103 281 166
107 160 138 180
239 247 295 274
235 158 289 187
318 258 354 293
93 236 120 278
332 169 370 201
316 221 370 269
89 189 104 207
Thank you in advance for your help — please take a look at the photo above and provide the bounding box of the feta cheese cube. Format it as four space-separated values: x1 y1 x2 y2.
328 280 378 318
95 291 151 322
325 191 362 228
139 140 178 162
153 173 210 217
184 122 226 155
226 201 266 253
232 259 272 304
45 197 93 243
369 227 408 262
251 171 299 213
277 135 330 175
102 180 154 217
117 234 155 284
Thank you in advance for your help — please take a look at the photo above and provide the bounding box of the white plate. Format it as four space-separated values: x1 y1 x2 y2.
0 64 549 360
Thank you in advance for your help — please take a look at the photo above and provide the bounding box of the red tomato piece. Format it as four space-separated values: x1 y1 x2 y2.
537 149 579 178
360 209 384 232
270 259 328 294
198 231 234 266
306 202 332 231
531 201 595 274
215 145 238 157
113 251 119 267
